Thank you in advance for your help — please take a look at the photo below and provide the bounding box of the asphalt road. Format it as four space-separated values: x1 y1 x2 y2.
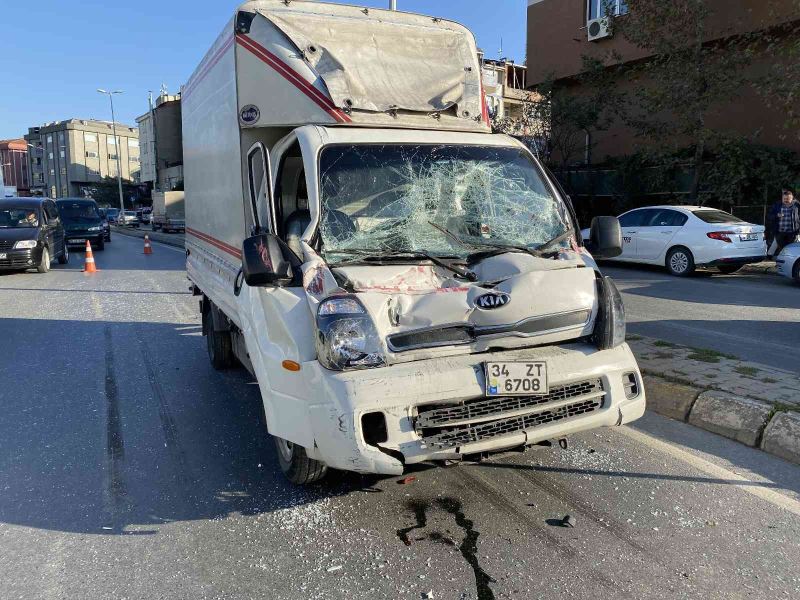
1 235 799 600
602 263 800 374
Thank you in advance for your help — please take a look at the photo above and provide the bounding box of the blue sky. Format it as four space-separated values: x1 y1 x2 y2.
0 1 527 141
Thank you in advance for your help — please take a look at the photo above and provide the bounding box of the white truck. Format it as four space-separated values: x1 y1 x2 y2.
183 0 645 484
151 191 185 233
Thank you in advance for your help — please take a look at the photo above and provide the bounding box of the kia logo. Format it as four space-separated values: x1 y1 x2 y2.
475 292 511 310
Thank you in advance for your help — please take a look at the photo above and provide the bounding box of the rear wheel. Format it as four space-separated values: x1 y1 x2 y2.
203 307 234 370
793 259 800 284
666 247 695 277
36 247 50 274
57 243 69 264
273 437 328 485
717 265 742 275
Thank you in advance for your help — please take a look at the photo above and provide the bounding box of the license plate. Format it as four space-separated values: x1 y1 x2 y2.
0 253 6 259
740 233 758 242
70 238 86 243
485 362 548 396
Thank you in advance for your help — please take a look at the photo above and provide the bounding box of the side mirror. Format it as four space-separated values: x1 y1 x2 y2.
587 216 623 259
241 233 293 287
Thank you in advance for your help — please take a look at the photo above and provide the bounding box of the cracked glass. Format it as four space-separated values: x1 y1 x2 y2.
318 144 570 261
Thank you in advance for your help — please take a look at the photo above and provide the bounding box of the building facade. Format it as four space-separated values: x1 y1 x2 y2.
0 139 30 196
137 93 183 192
526 0 800 163
481 56 529 124
24 119 139 199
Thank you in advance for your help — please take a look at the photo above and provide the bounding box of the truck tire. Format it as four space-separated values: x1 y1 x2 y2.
273 437 328 485
203 308 234 369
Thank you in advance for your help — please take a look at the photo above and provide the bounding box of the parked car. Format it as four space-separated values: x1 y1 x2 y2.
580 206 766 276
119 210 140 227
56 198 106 251
0 197 69 273
105 208 120 224
138 208 152 225
776 242 800 283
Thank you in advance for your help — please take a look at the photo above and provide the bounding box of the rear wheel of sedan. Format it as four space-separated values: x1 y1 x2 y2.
273 436 328 485
36 247 50 274
666 246 695 277
717 265 741 275
57 243 69 264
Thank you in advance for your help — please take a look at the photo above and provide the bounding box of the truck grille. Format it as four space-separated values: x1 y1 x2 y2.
415 378 605 450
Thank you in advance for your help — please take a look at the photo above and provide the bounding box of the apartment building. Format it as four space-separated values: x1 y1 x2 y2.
137 93 183 192
0 139 30 196
24 119 139 198
526 0 800 163
480 55 529 124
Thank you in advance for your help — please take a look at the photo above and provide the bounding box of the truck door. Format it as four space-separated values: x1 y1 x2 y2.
245 142 274 235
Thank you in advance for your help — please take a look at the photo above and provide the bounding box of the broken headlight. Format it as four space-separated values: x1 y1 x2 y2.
592 275 626 350
316 296 385 371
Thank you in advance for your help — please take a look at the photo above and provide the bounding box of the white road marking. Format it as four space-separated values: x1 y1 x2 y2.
619 426 800 517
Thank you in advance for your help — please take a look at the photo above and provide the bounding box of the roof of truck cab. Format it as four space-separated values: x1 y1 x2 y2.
307 126 520 148
233 0 488 132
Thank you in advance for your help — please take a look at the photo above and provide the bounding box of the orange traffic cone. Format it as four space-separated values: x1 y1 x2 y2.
84 240 97 273
143 235 153 255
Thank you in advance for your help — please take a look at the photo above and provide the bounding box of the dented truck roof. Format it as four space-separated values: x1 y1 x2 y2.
222 0 490 132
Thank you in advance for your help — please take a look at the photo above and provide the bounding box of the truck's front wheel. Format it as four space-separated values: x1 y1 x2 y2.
274 437 328 485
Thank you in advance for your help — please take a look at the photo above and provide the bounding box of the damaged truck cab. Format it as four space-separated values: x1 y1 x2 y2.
184 0 646 484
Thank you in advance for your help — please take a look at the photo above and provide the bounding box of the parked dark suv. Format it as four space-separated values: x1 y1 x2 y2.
56 198 106 251
0 197 69 273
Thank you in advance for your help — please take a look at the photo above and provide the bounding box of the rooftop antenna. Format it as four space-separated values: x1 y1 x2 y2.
160 83 168 97
498 37 503 60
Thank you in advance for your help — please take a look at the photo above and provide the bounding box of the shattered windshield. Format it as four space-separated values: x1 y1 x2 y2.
318 144 571 261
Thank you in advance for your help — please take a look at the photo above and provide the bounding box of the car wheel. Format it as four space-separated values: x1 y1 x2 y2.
36 247 50 274
95 238 105 252
273 436 328 485
666 247 695 277
793 259 800 284
57 243 69 264
203 308 234 370
717 265 742 275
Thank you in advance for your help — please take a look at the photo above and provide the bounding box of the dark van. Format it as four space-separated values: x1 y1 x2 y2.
0 197 69 273
56 198 106 251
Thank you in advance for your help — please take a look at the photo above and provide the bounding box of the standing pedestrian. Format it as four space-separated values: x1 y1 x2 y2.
771 188 800 257
765 194 783 255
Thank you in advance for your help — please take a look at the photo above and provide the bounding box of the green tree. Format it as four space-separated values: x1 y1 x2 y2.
86 177 138 209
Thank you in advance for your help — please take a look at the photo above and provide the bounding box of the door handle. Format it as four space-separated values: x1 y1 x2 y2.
660 231 672 234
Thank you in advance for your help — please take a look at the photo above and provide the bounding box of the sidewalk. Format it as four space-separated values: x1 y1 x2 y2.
631 335 800 465
741 261 778 275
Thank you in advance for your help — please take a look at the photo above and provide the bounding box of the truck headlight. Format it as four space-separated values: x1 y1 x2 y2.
88 226 102 231
592 275 626 350
14 240 37 249
316 296 385 371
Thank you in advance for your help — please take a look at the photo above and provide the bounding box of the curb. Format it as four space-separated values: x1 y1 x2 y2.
644 374 800 465
111 226 185 250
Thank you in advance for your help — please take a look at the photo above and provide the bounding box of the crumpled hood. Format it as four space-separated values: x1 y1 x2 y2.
303 247 598 364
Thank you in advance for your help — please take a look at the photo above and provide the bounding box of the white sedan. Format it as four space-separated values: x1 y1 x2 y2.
581 206 766 276
776 243 800 283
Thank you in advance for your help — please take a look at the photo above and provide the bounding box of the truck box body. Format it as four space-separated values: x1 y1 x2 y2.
184 1 645 482
151 191 186 232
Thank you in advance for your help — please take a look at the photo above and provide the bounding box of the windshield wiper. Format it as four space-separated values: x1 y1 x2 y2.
333 249 477 281
467 228 574 262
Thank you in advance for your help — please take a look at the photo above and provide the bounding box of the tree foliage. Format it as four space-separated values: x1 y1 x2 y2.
86 177 139 209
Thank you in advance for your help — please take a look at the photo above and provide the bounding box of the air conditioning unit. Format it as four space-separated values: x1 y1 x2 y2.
587 17 612 42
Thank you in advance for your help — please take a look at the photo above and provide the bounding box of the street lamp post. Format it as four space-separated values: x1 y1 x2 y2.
97 89 126 220
390 0 397 9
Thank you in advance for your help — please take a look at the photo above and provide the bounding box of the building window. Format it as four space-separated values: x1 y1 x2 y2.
130 156 140 163
49 152 54 160
588 0 628 21
84 132 97 142
50 168 55 176
85 151 98 158
109 153 118 160
107 137 117 146
60 150 65 158
128 138 138 147
61 186 68 197
47 135 53 143
60 167 67 175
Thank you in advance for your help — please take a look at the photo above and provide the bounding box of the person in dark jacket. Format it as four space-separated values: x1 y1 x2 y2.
771 188 800 257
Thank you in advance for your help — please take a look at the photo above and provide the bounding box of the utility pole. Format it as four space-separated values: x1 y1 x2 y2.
390 0 396 10
97 89 126 217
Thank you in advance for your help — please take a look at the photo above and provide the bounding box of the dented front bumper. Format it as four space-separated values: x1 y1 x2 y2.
303 342 645 475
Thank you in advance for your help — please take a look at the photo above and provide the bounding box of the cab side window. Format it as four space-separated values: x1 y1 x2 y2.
44 201 59 222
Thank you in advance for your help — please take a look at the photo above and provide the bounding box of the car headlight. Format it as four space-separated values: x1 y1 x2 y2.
592 275 626 350
14 240 38 249
88 226 102 231
316 296 385 371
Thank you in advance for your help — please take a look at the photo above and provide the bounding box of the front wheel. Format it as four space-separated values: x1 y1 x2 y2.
36 247 50 273
793 259 800 284
57 243 69 264
274 436 328 485
666 247 695 277
717 265 742 275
